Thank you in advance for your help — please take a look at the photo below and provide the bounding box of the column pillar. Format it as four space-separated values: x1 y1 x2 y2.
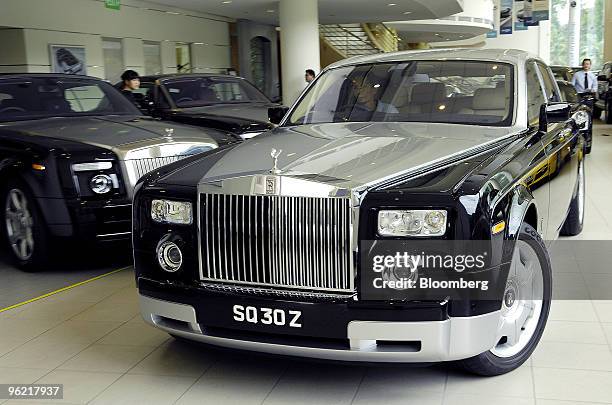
604 0 612 62
279 0 320 105
568 0 581 66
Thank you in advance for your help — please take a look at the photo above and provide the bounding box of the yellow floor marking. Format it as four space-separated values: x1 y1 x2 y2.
0 266 132 313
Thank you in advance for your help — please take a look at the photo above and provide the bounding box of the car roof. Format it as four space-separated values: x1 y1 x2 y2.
326 48 539 70
0 73 103 81
140 73 247 82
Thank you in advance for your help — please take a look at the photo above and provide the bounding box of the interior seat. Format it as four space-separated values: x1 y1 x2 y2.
41 95 72 113
459 87 508 117
404 83 447 114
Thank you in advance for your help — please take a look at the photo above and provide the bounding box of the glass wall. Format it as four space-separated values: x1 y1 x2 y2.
176 43 191 73
550 0 604 69
143 41 162 76
102 38 124 83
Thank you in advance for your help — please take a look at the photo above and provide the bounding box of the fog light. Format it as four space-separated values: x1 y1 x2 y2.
157 241 183 272
90 174 113 194
382 259 419 290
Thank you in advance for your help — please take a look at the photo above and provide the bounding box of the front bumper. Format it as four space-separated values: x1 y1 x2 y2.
139 294 501 363
39 197 132 240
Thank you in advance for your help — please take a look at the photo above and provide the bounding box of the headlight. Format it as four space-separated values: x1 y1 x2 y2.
151 199 193 225
90 174 113 194
377 209 448 237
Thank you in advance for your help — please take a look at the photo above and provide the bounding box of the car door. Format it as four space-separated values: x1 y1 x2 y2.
533 61 580 238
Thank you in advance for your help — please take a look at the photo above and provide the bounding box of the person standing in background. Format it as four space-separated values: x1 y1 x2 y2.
118 70 141 105
305 69 316 87
571 59 598 94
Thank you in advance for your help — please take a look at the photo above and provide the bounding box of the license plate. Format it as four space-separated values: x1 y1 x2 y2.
232 304 302 328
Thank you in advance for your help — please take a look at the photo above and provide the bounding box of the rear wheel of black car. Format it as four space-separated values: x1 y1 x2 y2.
1 180 49 272
592 105 602 120
457 223 551 376
560 158 585 236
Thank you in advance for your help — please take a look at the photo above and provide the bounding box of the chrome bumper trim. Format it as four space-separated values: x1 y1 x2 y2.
139 294 500 362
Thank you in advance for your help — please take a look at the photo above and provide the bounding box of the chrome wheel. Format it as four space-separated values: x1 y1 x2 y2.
491 240 544 358
4 188 34 261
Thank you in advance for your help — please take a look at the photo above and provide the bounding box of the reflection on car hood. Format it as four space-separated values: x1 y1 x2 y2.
178 102 276 124
2 115 224 148
200 122 516 189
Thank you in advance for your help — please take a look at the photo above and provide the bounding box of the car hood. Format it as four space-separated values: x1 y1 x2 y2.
174 103 278 132
198 122 516 190
178 102 276 123
3 115 224 150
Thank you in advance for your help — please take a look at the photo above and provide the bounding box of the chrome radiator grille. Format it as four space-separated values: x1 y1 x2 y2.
200 194 353 292
126 156 187 182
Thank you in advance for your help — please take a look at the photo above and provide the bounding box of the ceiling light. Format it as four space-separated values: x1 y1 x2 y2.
403 11 412 14
222 0 232 3
266 9 275 13
388 3 397 6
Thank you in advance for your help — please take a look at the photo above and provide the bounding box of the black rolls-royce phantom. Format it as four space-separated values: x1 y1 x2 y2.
0 73 234 270
134 49 587 376
132 74 281 140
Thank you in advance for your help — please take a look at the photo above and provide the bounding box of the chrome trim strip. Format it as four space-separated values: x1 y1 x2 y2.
96 231 131 238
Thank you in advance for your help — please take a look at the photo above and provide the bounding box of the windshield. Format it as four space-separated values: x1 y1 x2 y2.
288 61 514 126
163 76 270 108
0 77 141 122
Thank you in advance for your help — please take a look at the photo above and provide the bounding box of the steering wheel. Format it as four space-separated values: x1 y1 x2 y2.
176 97 194 104
0 106 26 113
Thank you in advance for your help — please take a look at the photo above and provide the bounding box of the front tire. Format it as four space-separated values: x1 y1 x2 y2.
560 158 585 236
457 223 551 376
1 179 49 271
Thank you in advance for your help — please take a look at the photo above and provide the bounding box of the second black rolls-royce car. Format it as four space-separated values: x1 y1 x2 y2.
0 73 235 271
134 49 587 376
130 74 282 140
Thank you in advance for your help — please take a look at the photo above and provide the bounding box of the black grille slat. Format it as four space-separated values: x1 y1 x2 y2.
200 194 352 292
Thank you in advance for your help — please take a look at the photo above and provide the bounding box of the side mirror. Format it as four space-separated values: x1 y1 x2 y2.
268 106 290 125
539 102 572 132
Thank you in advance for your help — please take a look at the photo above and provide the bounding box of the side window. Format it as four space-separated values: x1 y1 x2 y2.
210 82 243 102
526 62 546 125
64 85 106 112
536 63 560 102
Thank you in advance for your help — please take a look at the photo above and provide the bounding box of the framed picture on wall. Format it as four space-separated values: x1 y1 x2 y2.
49 45 87 75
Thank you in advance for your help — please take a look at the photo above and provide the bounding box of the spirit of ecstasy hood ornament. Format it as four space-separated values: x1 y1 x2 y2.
270 148 282 174
164 128 174 138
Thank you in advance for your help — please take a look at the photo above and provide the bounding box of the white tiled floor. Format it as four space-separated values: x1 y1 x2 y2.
2 123 612 404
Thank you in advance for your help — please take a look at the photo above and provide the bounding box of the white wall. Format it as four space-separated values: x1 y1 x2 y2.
0 0 232 78
482 20 551 63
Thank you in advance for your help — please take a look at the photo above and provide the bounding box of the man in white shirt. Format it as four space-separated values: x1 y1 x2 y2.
571 58 598 94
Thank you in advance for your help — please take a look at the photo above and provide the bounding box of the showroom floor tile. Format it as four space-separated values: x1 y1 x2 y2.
1 123 612 404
